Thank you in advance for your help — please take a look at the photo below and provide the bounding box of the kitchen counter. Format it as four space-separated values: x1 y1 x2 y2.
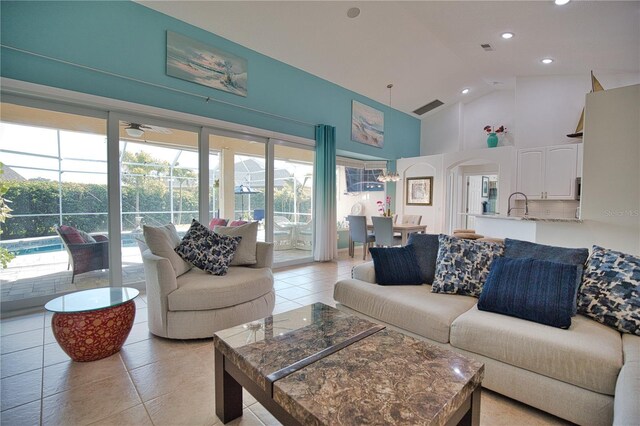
470 214 582 242
469 214 582 223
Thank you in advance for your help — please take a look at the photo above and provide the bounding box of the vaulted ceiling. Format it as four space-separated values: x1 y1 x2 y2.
139 1 640 118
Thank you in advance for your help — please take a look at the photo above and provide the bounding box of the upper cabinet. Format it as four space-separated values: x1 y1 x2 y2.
517 144 578 200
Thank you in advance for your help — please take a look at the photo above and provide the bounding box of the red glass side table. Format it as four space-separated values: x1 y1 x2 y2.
45 287 139 362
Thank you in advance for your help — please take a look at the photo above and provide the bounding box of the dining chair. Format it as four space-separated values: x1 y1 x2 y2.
347 215 375 260
372 216 401 247
402 215 422 225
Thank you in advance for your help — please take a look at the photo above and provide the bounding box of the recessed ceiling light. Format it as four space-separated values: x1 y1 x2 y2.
461 88 470 94
501 32 514 39
347 7 360 18
554 0 570 5
541 58 554 64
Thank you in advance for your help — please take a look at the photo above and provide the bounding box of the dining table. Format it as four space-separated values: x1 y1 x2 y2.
366 222 428 246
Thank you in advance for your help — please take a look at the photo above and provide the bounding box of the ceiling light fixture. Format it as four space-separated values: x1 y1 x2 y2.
541 58 554 64
461 88 470 95
554 0 570 5
376 84 401 183
347 7 360 18
125 123 145 138
501 32 514 39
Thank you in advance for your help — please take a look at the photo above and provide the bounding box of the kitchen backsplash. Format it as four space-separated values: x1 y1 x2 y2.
513 200 580 219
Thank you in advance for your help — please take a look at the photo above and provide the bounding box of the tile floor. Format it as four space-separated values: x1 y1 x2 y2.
0 252 569 426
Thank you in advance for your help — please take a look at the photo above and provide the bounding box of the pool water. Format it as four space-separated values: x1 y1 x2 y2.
9 237 139 257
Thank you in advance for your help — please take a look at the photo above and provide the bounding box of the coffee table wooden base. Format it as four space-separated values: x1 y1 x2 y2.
51 300 136 362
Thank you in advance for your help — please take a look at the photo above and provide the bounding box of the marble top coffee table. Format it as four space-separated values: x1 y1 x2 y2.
214 303 484 425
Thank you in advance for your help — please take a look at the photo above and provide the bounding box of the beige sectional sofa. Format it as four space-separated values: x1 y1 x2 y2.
334 262 640 426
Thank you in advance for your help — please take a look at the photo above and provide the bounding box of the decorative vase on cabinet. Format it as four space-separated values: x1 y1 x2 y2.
487 132 499 148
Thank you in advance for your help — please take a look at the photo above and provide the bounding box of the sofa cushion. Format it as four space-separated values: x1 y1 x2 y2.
58 225 85 244
214 221 258 266
614 335 640 425
577 245 640 336
143 224 191 277
450 306 623 395
505 238 589 315
168 266 273 311
175 220 240 276
333 278 477 344
478 257 576 329
432 234 504 297
369 245 423 285
407 233 439 284
208 218 228 229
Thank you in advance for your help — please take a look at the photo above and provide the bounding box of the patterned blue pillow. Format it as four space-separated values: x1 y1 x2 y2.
577 246 640 335
479 257 576 329
175 220 241 276
432 234 504 297
369 245 423 285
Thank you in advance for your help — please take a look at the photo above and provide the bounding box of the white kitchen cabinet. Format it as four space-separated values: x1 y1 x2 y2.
517 144 578 200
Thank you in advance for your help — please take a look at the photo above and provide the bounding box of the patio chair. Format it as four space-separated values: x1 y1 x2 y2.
273 220 294 250
295 221 313 250
56 225 109 283
347 215 375 260
372 216 401 247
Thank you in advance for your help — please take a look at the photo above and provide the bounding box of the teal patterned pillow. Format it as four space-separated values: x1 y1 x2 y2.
175 220 241 276
432 234 504 297
577 246 640 335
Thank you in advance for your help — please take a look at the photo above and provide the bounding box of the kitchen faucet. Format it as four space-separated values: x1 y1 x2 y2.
507 192 529 217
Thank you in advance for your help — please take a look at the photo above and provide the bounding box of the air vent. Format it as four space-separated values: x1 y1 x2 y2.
481 43 494 51
413 99 444 116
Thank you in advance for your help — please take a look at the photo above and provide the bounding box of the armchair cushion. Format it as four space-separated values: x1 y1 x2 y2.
143 224 191 277
175 220 240 276
208 218 229 229
214 221 258 266
58 225 85 244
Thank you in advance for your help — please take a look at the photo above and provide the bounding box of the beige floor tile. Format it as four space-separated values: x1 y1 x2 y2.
0 400 41 426
43 353 127 397
120 335 186 371
273 280 295 291
242 388 257 407
42 373 141 426
298 280 335 293
0 313 44 336
480 389 569 426
123 321 152 346
277 286 312 301
226 408 264 426
278 275 315 286
133 308 147 324
1 328 43 354
144 374 216 426
0 368 42 411
88 404 153 426
129 348 212 402
272 300 303 315
1 346 43 379
248 403 281 426
43 342 71 367
43 326 56 345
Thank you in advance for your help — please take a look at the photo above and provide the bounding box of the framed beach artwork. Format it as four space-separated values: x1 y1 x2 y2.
406 177 433 206
166 31 248 97
351 100 384 148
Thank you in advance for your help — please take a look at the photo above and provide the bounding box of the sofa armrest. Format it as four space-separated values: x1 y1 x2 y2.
142 249 178 338
352 262 376 283
613 334 640 425
251 242 274 269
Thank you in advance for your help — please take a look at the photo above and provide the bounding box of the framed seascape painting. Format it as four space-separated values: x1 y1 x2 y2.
166 31 248 97
351 100 384 148
406 177 433 206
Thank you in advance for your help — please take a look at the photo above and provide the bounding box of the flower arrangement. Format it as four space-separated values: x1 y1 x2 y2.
377 196 392 217
484 125 507 134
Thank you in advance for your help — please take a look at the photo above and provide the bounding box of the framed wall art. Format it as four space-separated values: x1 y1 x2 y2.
406 177 433 206
482 176 489 197
166 31 248 97
351 100 384 148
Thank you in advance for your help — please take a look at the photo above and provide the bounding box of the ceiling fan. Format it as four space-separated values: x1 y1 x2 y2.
122 122 172 138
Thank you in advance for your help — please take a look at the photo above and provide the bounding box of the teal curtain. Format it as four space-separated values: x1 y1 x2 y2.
313 125 337 261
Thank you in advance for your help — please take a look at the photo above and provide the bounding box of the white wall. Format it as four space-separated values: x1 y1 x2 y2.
462 90 515 150
420 103 461 155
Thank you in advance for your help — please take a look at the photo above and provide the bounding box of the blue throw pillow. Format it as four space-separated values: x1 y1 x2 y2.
478 257 576 329
504 238 588 315
369 245 423 286
407 233 439 284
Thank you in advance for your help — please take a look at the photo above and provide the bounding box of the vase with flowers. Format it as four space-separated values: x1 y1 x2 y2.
483 125 507 148
377 196 392 217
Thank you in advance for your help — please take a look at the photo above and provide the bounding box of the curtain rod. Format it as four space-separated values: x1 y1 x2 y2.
1 44 316 128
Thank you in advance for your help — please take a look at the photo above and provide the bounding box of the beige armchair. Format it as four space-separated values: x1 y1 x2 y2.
142 241 275 339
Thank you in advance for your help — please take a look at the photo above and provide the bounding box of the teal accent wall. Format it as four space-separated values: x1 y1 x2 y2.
1 1 420 160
